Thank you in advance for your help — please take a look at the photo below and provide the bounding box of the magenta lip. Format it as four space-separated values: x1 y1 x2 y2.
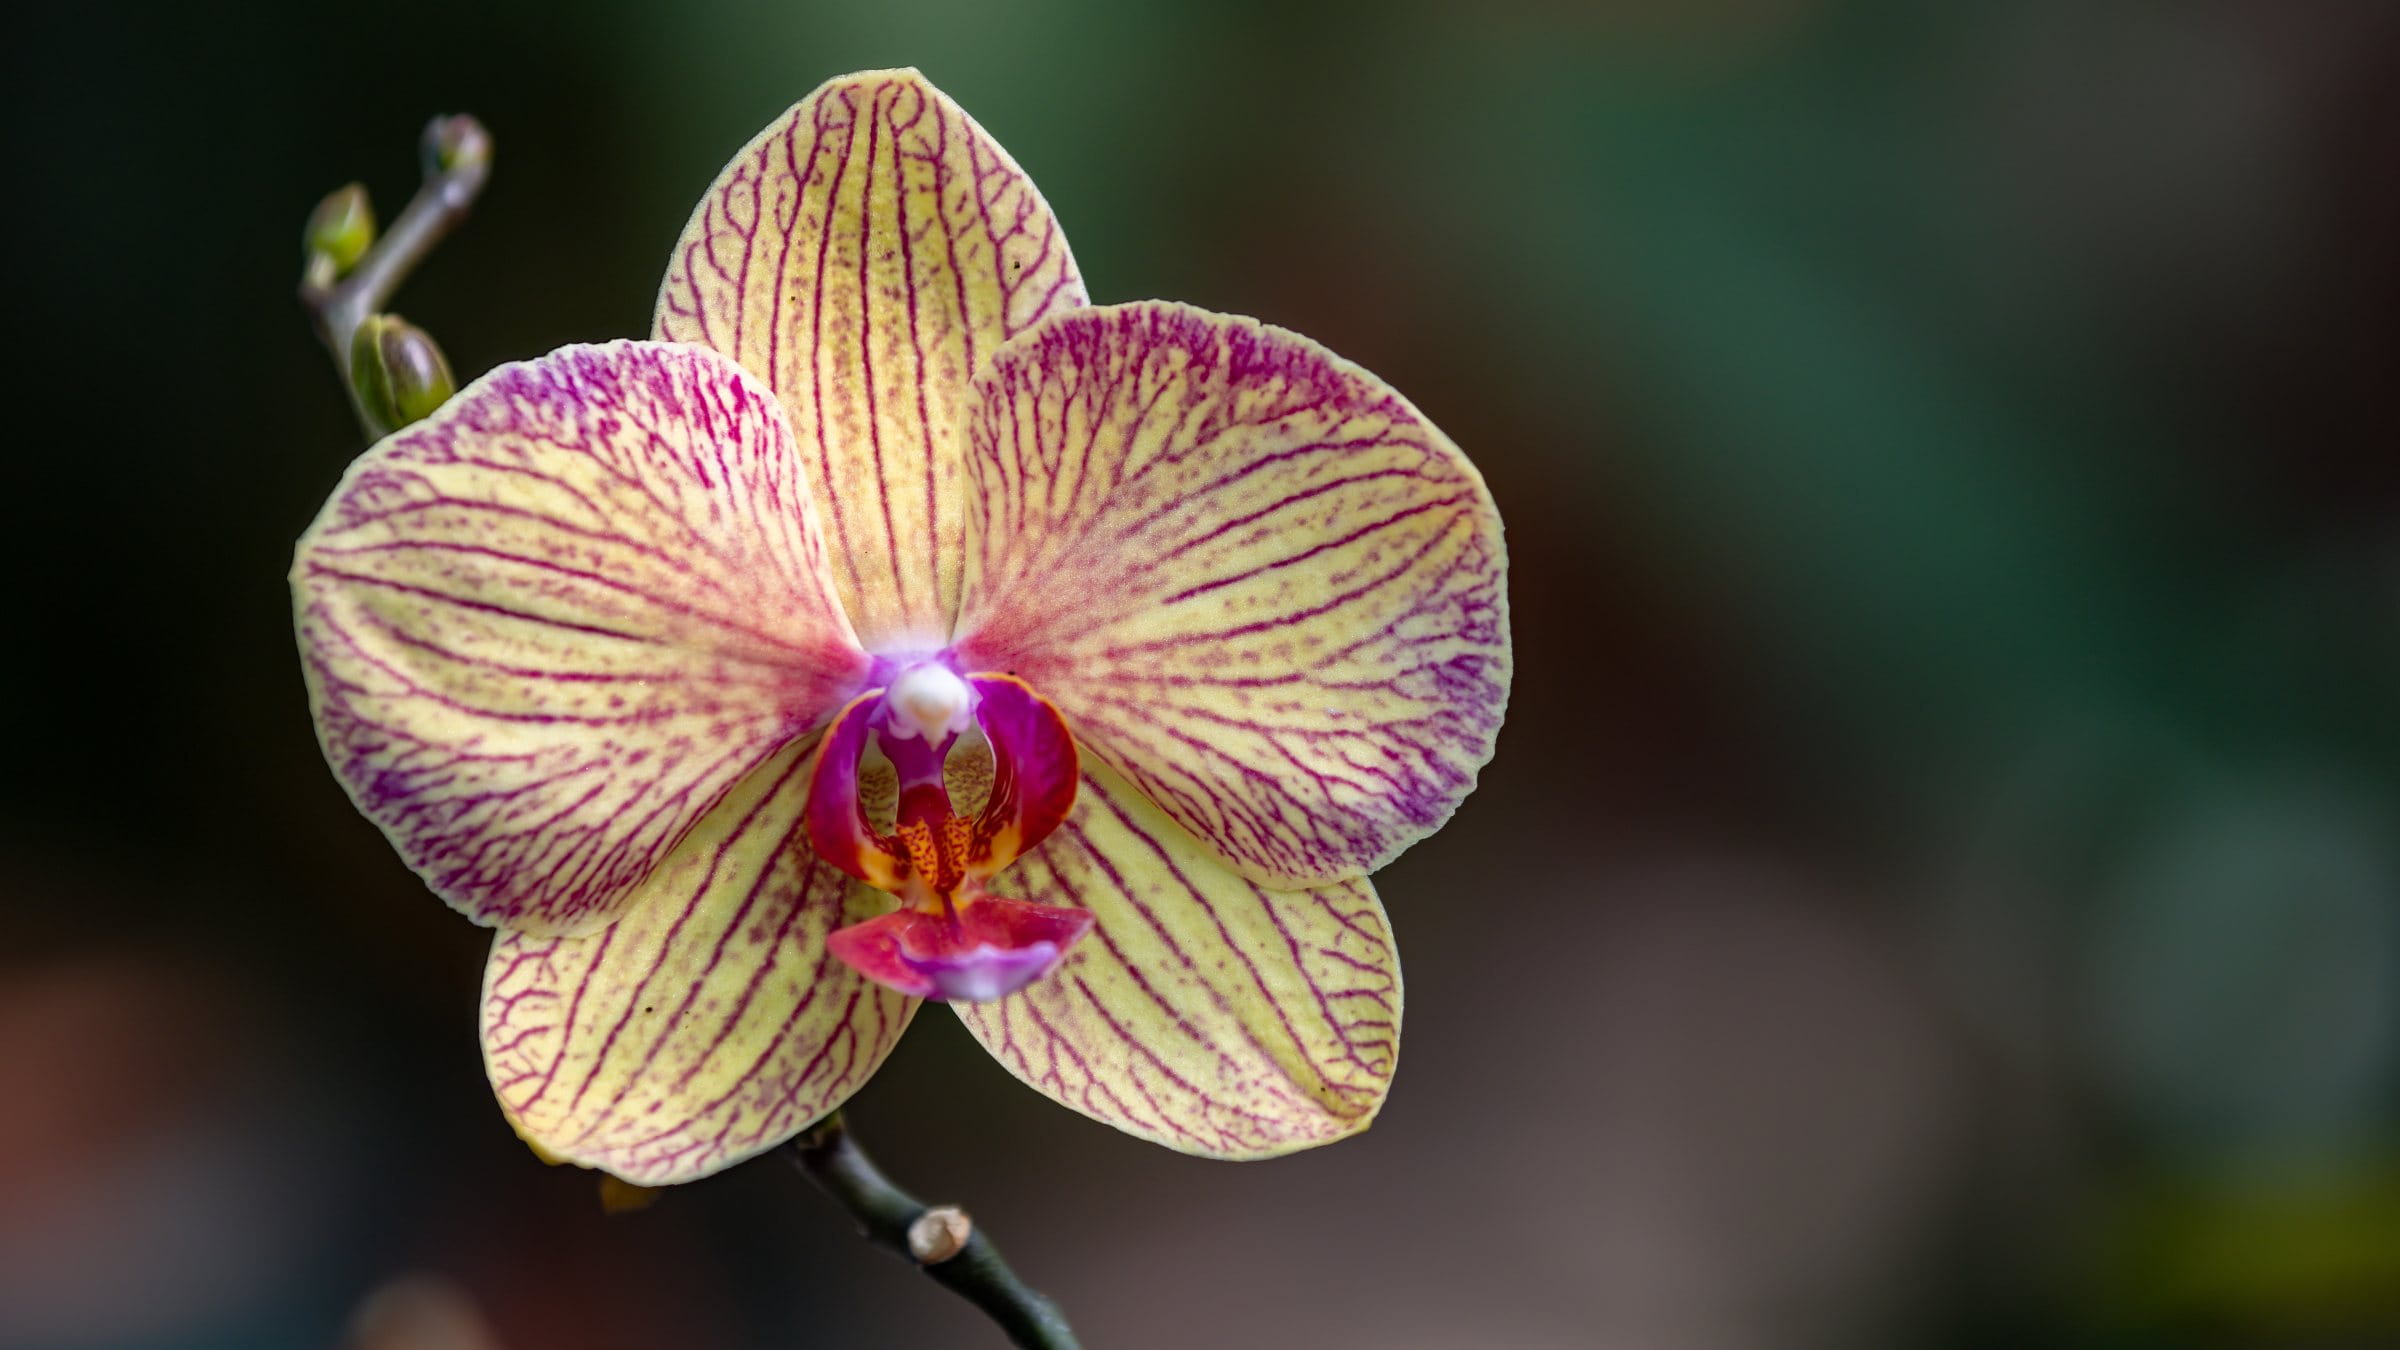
827 895 1095 1002
905 941 1063 1002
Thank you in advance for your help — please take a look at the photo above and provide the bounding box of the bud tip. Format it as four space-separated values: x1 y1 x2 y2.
422 115 493 176
305 183 376 273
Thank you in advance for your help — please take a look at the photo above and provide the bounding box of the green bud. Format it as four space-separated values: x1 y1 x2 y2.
305 183 376 274
350 314 457 434
421 114 493 177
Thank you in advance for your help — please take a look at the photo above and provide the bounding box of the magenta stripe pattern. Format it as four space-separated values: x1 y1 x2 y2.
655 67 1088 650
952 303 1510 886
292 342 869 935
482 738 917 1184
956 763 1401 1157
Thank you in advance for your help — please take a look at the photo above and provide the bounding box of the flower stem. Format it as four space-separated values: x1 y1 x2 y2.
787 1113 1080 1349
297 115 491 437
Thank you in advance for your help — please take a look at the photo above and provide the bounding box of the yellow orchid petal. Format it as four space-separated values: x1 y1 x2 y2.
655 67 1088 651
954 763 1401 1157
952 302 1509 886
293 341 869 935
483 738 916 1186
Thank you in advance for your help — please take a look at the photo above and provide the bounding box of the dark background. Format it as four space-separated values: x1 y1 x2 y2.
8 2 2400 1347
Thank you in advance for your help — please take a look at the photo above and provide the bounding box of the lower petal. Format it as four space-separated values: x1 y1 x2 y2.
953 763 1402 1159
482 738 916 1185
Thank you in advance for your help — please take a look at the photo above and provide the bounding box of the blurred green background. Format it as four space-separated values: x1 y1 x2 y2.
8 1 2400 1346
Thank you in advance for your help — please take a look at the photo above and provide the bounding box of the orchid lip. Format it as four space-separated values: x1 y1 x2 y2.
922 943 1062 1002
825 895 1094 1002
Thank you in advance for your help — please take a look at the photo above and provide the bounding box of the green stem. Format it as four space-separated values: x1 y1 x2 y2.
297 116 490 436
788 1114 1081 1349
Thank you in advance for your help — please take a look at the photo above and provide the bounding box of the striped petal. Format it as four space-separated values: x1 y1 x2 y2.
482 739 916 1185
951 303 1510 886
954 764 1401 1157
655 67 1088 650
293 342 870 935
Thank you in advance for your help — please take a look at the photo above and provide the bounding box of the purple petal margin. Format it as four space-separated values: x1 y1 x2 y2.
293 341 869 935
952 302 1510 886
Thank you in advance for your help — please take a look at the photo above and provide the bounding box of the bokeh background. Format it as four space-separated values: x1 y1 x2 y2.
8 1 2400 1346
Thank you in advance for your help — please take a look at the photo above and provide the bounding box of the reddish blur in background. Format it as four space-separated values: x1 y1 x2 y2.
8 2 2400 1347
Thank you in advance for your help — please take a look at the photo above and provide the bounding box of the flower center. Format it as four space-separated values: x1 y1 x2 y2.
884 662 974 743
803 665 1089 1001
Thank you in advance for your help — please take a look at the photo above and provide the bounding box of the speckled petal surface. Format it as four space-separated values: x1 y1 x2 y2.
655 67 1088 650
952 302 1509 886
293 341 869 935
954 763 1401 1157
482 739 916 1185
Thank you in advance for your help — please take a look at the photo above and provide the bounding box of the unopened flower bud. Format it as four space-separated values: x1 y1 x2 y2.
350 314 457 433
421 114 493 177
305 183 375 274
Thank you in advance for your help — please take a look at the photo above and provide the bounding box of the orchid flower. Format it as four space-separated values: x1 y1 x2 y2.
292 69 1509 1185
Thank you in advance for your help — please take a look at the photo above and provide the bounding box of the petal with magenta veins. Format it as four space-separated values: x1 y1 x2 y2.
482 738 916 1186
952 302 1510 887
963 674 1077 874
954 763 1402 1158
655 68 1088 650
294 342 870 935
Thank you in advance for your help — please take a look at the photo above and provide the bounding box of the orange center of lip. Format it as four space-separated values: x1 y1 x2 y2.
887 780 981 912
